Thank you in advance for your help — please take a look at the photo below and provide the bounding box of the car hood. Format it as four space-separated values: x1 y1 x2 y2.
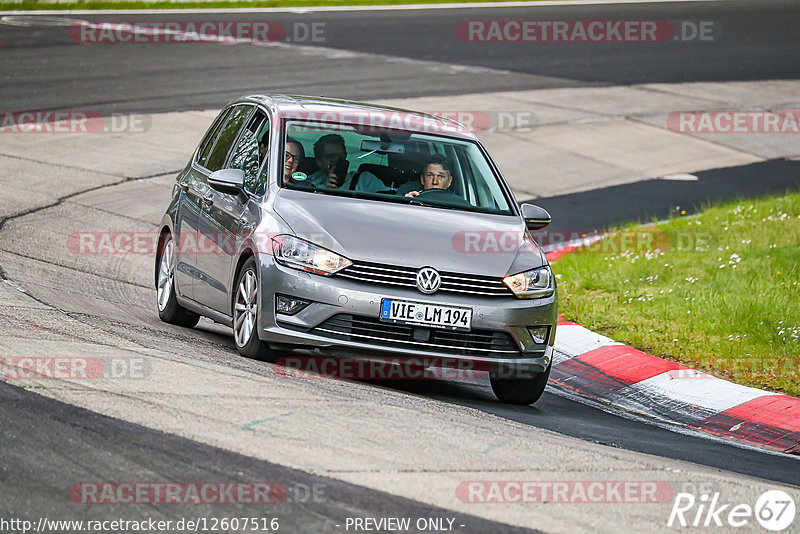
272 190 546 276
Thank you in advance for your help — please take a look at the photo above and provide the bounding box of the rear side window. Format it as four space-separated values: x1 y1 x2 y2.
202 105 253 172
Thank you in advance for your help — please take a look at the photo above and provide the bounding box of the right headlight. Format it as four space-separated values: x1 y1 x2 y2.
271 235 351 276
503 266 554 299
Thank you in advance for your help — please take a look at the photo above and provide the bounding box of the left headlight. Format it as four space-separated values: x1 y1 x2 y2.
503 266 554 299
271 235 352 276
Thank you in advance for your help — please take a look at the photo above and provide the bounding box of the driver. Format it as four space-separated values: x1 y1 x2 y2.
402 155 453 197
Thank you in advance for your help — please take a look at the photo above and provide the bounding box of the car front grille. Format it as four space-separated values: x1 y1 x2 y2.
311 314 523 357
336 261 512 297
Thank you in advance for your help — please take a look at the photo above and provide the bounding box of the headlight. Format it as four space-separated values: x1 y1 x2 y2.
272 235 351 276
503 266 554 299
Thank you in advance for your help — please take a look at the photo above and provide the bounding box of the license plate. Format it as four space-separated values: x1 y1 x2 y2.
379 299 472 331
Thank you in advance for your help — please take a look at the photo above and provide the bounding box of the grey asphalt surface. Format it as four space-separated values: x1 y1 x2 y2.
2 2 800 532
537 159 800 234
0 381 540 534
0 0 799 114
375 377 800 487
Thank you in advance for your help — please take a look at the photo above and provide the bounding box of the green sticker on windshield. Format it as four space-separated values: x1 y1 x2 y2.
292 172 307 181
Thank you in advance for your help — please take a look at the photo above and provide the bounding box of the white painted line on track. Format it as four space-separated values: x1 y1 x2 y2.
0 14 76 24
661 173 699 181
0 0 728 17
0 14 519 76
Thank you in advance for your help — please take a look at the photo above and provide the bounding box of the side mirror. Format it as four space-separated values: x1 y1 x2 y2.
521 203 551 231
208 168 244 195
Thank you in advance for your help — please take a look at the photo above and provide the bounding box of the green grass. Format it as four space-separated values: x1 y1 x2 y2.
0 0 542 11
553 190 800 397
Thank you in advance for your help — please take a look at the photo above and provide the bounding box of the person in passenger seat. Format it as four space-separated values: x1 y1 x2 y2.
283 137 305 185
308 134 384 193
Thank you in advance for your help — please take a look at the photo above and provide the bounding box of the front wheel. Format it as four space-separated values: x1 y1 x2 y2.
490 360 551 405
156 233 200 328
232 257 274 360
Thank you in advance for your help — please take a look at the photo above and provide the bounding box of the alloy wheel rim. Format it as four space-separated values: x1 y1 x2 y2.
157 238 174 312
234 269 257 347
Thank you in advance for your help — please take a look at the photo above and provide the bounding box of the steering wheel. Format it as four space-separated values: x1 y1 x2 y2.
417 188 453 197
414 187 471 206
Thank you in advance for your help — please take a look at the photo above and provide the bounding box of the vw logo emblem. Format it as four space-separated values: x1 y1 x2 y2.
416 267 441 294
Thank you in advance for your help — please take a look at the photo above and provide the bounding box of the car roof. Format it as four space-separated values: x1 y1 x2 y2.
234 94 480 140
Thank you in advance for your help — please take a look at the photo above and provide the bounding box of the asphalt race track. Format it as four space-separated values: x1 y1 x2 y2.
1 1 800 533
0 1 799 114
0 382 540 533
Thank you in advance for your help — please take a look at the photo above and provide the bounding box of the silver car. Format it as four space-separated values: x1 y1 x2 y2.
155 95 557 404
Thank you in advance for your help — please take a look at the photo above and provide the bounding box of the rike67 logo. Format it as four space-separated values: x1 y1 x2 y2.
668 490 796 531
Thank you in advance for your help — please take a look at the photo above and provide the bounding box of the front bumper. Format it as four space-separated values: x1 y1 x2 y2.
257 256 557 378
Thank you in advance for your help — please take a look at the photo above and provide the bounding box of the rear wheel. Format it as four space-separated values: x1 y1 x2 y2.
156 233 200 328
233 257 274 360
490 360 551 405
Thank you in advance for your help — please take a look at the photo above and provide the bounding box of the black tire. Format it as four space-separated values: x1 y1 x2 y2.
232 257 274 361
156 233 200 328
490 360 551 405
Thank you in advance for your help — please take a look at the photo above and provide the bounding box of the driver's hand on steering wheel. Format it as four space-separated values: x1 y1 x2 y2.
405 190 421 197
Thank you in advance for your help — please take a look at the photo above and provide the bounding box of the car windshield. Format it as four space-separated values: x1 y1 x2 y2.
280 118 515 215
